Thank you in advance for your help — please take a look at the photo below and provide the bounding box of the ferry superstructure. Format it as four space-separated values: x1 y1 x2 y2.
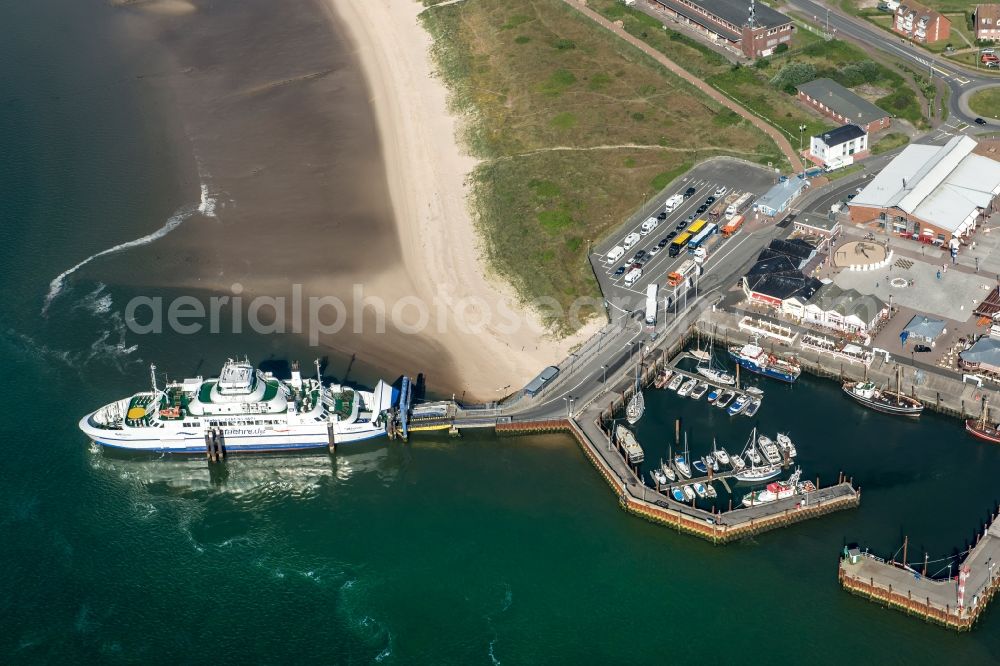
79 358 412 453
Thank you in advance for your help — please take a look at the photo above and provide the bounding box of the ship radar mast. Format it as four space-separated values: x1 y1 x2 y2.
314 358 322 386
150 363 158 393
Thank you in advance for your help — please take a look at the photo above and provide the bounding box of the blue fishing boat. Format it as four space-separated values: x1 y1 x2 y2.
728 342 800 383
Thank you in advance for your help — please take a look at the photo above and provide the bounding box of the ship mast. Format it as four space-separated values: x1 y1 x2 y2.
150 363 158 394
314 358 322 386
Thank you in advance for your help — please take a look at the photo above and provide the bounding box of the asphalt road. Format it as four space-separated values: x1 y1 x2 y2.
785 0 999 126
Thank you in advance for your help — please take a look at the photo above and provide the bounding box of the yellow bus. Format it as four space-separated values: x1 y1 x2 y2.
668 231 693 257
687 218 708 236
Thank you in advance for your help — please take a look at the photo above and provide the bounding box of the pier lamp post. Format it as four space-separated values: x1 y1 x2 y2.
569 396 576 417
798 124 807 153
563 396 570 417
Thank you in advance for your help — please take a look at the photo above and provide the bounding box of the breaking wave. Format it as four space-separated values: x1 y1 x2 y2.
42 181 220 315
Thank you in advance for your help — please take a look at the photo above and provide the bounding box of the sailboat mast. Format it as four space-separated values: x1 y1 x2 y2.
150 364 158 394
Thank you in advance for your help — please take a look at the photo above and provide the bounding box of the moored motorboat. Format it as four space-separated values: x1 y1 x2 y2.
715 390 735 408
668 374 684 391
746 446 762 465
654 369 673 389
692 458 708 475
744 397 761 418
671 487 686 502
776 433 797 458
714 446 730 466
706 388 719 403
693 482 707 499
967 398 1000 444
705 483 717 498
706 454 719 472
730 454 746 472
650 468 669 487
677 378 697 397
682 485 696 501
727 394 750 416
690 381 709 400
757 434 782 465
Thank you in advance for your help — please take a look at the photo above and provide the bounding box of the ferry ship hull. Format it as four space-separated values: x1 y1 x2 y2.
728 352 798 383
79 415 386 453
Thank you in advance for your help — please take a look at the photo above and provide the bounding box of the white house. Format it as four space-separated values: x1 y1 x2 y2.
809 124 868 170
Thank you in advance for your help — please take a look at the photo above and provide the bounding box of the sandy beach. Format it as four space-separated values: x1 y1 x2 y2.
320 0 601 397
57 0 597 400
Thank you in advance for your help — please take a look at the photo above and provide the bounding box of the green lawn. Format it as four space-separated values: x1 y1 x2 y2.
420 0 785 331
870 132 910 154
968 87 1000 119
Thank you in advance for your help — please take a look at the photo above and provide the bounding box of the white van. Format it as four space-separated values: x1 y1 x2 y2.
606 245 625 264
640 217 659 236
623 232 640 250
664 193 683 212
623 268 642 287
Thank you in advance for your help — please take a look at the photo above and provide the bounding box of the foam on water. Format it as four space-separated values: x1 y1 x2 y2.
42 180 220 314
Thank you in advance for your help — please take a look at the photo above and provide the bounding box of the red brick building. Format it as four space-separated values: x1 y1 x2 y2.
893 2 950 43
975 4 1000 41
646 0 794 58
796 79 892 135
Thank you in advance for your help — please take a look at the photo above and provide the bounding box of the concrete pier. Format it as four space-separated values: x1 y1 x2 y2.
498 415 860 545
839 508 1000 631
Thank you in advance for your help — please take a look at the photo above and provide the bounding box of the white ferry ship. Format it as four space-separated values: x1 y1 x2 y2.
79 358 412 453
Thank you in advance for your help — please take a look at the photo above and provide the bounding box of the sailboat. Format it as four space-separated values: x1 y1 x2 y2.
690 330 711 362
843 365 922 417
626 362 645 424
674 433 692 478
695 331 735 386
661 459 677 483
735 427 781 482
966 396 1000 444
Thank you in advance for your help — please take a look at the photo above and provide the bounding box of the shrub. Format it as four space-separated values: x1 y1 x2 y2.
770 62 816 91
774 43 789 54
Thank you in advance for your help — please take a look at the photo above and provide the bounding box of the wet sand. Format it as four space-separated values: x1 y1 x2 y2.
76 0 598 399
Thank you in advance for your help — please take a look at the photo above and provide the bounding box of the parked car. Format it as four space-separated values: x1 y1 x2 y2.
657 212 668 220
666 231 678 239
677 220 688 230
649 245 661 256
976 117 988 125
715 186 727 197
657 238 670 248
684 186 697 198
705 196 716 205
633 249 646 261
987 61 1000 69
613 265 626 276
630 261 642 270
914 344 932 353
696 205 708 214
847 193 856 200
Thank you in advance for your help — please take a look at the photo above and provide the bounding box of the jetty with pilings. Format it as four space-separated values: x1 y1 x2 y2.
839 507 1000 631
696 308 1000 420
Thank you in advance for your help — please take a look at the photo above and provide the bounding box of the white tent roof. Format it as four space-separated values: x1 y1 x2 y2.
851 137 1000 233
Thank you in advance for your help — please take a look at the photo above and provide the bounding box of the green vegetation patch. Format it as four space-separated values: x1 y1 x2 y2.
968 87 1000 119
870 132 910 155
421 0 785 331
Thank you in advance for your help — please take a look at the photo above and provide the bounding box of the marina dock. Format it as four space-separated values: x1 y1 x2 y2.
839 507 1000 631
497 414 859 544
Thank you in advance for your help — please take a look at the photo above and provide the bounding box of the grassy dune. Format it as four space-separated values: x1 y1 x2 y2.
420 0 784 331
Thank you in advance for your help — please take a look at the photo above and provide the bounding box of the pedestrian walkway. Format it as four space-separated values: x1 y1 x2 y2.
561 0 804 172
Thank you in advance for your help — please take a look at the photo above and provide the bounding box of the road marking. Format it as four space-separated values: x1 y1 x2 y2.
954 76 971 85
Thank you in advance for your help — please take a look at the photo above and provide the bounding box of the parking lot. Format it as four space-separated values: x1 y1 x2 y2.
590 158 780 312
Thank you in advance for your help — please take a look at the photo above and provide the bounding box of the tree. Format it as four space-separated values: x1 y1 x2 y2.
770 63 816 93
